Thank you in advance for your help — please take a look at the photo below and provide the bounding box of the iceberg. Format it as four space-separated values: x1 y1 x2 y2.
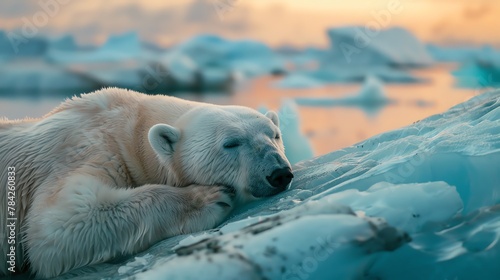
167 34 286 79
452 47 500 88
277 100 314 164
156 51 234 92
326 26 433 67
426 44 484 63
452 62 500 89
0 30 48 58
0 59 96 92
153 34 284 91
274 65 423 89
0 31 14 61
46 32 141 64
276 36 427 85
48 35 78 51
281 27 432 85
43 91 500 279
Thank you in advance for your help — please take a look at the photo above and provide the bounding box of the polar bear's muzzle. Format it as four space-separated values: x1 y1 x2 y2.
249 165 293 198
266 167 294 193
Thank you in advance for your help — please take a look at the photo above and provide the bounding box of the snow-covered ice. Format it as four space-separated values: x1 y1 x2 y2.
326 181 463 234
136 201 408 280
50 91 499 279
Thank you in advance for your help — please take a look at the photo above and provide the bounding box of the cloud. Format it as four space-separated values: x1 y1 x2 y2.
462 2 490 20
33 0 250 45
0 2 39 18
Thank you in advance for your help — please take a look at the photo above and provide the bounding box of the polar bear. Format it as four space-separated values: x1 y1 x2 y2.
0 88 293 278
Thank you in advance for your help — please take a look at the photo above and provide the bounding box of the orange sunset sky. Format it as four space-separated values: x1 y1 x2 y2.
0 0 498 48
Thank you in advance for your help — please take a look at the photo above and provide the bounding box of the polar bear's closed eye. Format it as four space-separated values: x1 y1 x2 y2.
223 139 242 149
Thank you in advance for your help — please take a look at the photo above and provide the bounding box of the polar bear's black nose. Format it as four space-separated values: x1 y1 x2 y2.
267 167 294 191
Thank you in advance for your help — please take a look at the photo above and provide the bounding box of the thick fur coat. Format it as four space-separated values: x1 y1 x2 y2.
0 88 292 278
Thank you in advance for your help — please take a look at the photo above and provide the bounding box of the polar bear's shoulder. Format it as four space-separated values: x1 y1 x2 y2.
47 87 144 117
2 88 200 129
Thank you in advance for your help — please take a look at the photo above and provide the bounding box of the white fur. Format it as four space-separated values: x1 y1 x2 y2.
0 88 290 278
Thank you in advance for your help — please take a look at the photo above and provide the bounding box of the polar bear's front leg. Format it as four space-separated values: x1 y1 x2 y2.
25 175 234 278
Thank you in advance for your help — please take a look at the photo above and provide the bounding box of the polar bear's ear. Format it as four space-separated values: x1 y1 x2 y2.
148 124 181 157
265 111 279 127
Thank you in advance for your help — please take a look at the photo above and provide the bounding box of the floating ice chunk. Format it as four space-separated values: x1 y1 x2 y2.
278 100 314 164
48 35 78 51
157 53 198 85
0 30 48 57
357 75 389 104
47 32 140 63
426 44 483 62
0 60 94 91
295 75 392 116
285 65 424 84
169 34 285 79
258 101 314 165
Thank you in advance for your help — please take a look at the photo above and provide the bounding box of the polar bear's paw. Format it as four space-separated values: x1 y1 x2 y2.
190 184 235 209
180 184 236 232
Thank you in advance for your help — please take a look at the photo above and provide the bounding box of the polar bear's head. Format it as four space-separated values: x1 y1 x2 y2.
148 106 293 201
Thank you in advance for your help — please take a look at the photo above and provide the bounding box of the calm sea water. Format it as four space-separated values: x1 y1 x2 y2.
0 65 481 157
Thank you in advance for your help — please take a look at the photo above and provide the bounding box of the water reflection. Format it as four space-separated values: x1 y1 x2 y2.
0 65 481 157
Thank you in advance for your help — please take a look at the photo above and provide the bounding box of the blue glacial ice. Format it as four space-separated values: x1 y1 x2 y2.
46 32 141 64
325 26 433 68
452 47 500 88
277 100 314 165
1 32 288 93
50 91 500 280
426 44 487 63
275 27 433 88
165 34 286 79
274 66 425 88
0 59 96 92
